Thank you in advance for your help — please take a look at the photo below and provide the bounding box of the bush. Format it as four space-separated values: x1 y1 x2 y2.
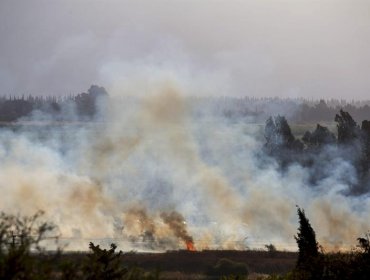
0 210 60 279
82 242 160 280
83 242 127 280
265 244 278 256
0 211 160 280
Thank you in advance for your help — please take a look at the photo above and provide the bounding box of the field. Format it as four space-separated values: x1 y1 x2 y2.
59 249 297 279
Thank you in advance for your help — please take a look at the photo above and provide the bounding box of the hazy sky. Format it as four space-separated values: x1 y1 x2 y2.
1 0 370 99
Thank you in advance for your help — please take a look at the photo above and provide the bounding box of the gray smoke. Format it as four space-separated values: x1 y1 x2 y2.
2 0 370 100
161 211 194 247
0 79 369 251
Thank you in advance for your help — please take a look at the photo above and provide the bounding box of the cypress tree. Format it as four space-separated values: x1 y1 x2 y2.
295 207 319 268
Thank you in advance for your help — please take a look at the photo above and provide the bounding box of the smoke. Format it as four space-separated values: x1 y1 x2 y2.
0 78 369 252
161 211 194 247
3 0 370 99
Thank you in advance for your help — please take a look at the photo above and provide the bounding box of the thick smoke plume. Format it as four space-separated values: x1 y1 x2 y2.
161 211 195 251
0 80 369 251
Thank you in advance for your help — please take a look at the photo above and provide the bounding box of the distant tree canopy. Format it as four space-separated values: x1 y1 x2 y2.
335 110 361 145
0 98 34 122
264 110 370 195
302 124 336 148
297 100 370 123
0 85 108 122
1 94 370 123
189 97 370 123
264 116 303 167
75 85 108 118
265 116 296 150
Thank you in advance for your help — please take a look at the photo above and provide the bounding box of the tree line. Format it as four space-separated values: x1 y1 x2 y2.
0 85 108 122
190 97 370 123
1 91 370 123
0 211 159 280
264 110 370 195
0 209 369 279
275 207 370 280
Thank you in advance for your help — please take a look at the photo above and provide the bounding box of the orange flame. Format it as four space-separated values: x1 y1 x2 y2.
186 240 196 251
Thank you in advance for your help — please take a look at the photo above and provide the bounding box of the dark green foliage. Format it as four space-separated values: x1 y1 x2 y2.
0 212 160 280
59 259 82 280
3 209 370 279
265 244 277 257
294 208 318 266
333 111 370 194
0 99 33 121
294 207 322 280
75 85 108 118
81 242 160 280
357 234 370 255
264 116 304 167
265 243 277 252
359 120 370 182
0 210 60 279
265 116 303 152
308 241 370 280
290 208 370 280
335 109 361 144
302 124 336 148
83 242 127 280
0 85 109 122
264 110 370 194
348 233 370 280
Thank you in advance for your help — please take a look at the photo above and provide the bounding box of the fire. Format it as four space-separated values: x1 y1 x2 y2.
186 240 196 251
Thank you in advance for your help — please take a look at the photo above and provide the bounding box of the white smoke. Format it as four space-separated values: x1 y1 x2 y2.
0 76 369 251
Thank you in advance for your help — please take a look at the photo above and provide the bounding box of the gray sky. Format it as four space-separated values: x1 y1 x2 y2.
1 0 370 99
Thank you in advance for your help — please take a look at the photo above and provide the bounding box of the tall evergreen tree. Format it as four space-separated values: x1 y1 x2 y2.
335 109 360 144
295 207 319 267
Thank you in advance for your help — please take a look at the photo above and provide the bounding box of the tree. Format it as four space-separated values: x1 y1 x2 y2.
83 242 128 280
264 116 303 167
82 242 160 280
264 116 296 150
351 233 370 280
265 243 277 257
302 124 336 148
335 109 360 144
0 211 60 279
294 207 321 279
75 85 109 119
334 110 370 194
360 120 370 173
295 207 318 266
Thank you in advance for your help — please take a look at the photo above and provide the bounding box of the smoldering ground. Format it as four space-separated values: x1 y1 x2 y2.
0 82 369 251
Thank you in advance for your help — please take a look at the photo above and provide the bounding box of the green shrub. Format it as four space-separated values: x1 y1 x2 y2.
0 210 60 279
82 242 160 280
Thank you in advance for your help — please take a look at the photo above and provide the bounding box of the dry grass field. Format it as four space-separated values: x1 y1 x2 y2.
59 249 297 278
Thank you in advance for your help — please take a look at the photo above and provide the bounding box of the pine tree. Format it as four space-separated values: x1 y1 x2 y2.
293 207 324 280
295 207 319 268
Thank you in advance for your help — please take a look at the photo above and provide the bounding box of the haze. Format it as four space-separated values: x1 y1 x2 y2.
1 0 370 99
